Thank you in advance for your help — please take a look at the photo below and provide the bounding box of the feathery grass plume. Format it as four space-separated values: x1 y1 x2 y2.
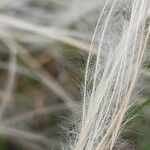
74 0 150 149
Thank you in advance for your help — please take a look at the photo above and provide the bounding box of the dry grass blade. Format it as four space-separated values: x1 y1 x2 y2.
3 104 67 125
0 126 53 147
0 61 35 78
0 39 17 120
0 14 96 53
2 37 78 109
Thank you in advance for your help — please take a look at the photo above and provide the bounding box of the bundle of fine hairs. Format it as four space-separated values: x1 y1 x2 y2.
0 0 149 150
71 0 150 150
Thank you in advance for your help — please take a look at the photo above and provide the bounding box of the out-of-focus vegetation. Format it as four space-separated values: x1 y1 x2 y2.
0 0 149 149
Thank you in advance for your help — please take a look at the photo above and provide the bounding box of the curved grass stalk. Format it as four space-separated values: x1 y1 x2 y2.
1 37 78 109
74 0 150 149
0 38 17 120
0 14 96 53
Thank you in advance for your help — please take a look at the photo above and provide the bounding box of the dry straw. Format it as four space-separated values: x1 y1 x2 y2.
74 0 150 149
